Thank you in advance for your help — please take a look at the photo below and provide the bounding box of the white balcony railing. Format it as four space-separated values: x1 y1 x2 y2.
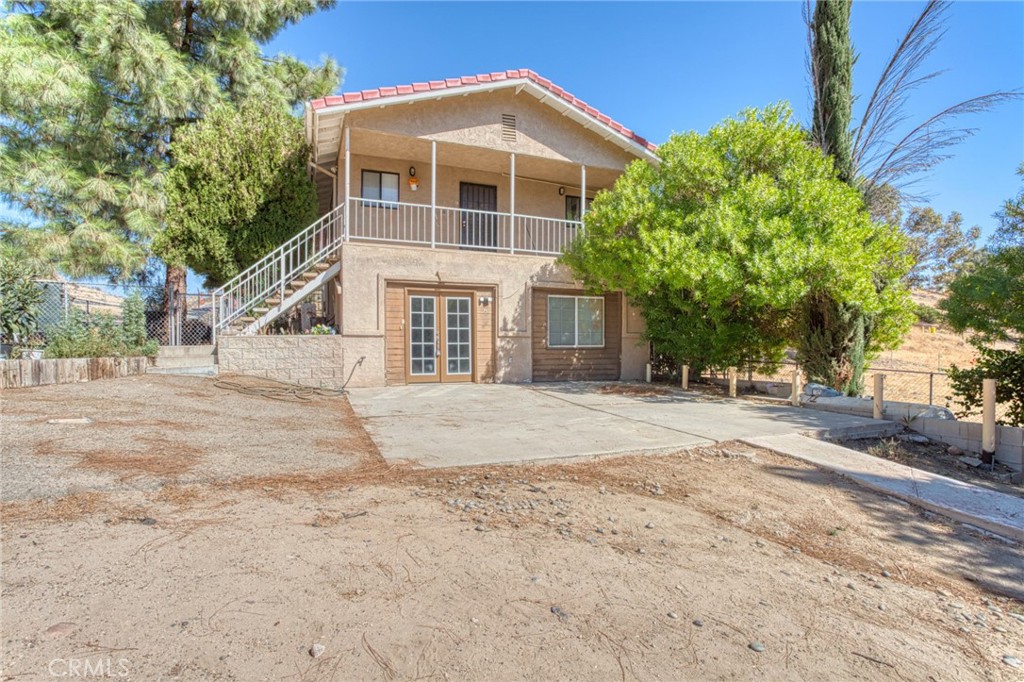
348 197 582 256
209 199 583 337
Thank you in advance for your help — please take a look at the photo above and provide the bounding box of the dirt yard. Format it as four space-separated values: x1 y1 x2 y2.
2 375 1023 680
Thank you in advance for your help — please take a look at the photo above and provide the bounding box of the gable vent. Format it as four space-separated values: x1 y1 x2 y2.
501 113 517 142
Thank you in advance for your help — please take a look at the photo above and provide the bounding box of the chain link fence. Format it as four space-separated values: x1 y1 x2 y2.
32 280 213 347
651 348 1010 422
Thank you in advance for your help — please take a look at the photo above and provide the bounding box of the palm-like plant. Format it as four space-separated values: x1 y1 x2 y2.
806 0 1020 212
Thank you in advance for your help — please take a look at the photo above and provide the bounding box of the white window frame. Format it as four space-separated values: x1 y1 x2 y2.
547 295 605 349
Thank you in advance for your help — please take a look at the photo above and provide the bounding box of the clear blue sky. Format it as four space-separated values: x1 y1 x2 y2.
268 0 1024 239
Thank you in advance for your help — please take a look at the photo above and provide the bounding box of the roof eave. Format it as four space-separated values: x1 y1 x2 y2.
310 78 659 163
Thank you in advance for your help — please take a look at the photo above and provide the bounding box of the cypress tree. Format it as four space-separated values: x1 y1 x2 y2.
809 0 855 183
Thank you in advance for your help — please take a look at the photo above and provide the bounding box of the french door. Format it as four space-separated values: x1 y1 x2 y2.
407 292 473 383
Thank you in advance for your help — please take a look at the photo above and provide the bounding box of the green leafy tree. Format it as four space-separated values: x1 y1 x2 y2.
562 104 914 378
902 207 981 290
942 169 1024 425
156 101 318 288
0 0 340 294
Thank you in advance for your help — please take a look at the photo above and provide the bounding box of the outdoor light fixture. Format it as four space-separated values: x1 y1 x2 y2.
409 166 416 177
558 186 565 196
408 166 419 191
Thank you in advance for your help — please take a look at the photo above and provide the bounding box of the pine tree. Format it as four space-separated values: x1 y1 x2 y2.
0 0 340 294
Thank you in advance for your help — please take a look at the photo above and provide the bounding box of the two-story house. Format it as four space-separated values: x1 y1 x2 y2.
213 70 657 388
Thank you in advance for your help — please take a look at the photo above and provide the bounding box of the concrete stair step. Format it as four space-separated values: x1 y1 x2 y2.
147 365 219 377
152 354 218 369
157 344 216 359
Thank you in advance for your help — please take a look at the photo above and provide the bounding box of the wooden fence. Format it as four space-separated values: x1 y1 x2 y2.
1 356 152 389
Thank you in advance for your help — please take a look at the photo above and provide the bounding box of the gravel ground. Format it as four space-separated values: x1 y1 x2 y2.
1 375 1022 680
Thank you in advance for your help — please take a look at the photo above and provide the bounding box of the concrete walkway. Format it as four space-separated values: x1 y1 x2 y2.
347 382 893 469
743 433 1024 543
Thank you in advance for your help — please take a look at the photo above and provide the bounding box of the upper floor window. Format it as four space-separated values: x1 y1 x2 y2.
361 170 399 204
565 195 593 222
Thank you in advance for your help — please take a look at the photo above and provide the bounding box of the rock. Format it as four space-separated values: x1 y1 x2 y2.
1009 613 1024 624
878 604 887 611
692 619 704 627
959 456 983 468
140 517 157 526
645 522 655 529
906 434 930 444
948 446 964 457
550 606 570 621
309 643 325 658
474 524 486 531
847 583 856 590
881 570 891 578
47 417 94 425
749 642 766 653
1003 656 1022 668
804 383 842 398
668 612 679 620
44 623 76 638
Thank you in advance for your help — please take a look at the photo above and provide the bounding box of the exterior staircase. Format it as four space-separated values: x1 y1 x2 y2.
212 204 345 337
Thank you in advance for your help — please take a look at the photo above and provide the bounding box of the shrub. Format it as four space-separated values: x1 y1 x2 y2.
309 324 335 336
914 302 944 325
44 293 158 358
946 346 1024 426
0 260 42 345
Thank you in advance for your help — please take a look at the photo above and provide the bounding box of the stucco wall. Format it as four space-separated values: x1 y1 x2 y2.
217 336 347 389
347 153 597 221
345 88 637 170
336 241 647 387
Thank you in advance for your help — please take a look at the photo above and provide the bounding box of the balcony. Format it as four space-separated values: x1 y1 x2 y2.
346 197 582 257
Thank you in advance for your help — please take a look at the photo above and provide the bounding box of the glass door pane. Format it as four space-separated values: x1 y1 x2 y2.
410 295 436 376
445 297 472 375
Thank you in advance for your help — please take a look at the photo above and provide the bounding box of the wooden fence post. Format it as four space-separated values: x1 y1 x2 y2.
681 365 689 391
728 367 737 398
873 374 884 420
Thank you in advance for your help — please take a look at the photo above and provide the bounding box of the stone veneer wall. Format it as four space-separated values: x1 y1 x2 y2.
217 336 346 389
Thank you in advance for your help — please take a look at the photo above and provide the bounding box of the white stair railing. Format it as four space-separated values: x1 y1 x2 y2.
212 203 345 336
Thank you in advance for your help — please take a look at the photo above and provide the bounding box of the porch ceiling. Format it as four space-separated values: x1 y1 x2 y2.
318 127 623 192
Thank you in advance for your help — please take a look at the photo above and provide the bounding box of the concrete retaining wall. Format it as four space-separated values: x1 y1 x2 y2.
800 397 1024 473
217 336 347 388
0 356 152 389
908 417 1023 473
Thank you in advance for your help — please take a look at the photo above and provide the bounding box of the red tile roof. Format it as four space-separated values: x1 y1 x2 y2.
309 69 657 153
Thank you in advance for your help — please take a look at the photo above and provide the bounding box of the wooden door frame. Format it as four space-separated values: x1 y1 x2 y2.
404 287 477 384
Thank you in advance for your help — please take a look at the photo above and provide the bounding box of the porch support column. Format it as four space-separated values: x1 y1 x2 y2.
509 153 516 254
343 127 351 241
580 164 587 225
431 140 437 249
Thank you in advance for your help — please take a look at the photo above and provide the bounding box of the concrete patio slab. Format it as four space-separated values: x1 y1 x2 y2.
743 433 1024 543
347 382 894 469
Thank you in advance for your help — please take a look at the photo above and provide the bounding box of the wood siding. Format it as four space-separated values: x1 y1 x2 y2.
384 282 496 385
532 289 621 381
